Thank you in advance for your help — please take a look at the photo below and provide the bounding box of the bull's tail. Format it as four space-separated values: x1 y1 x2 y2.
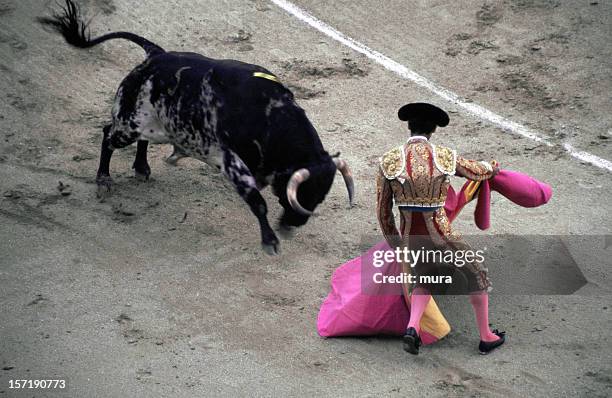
38 0 164 57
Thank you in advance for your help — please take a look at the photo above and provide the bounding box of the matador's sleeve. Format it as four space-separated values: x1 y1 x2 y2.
376 169 400 247
456 157 499 181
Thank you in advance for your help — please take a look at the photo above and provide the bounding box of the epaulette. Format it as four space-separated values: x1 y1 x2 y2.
432 144 457 175
380 146 405 179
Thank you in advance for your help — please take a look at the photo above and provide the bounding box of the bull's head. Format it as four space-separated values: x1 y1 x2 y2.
273 156 354 234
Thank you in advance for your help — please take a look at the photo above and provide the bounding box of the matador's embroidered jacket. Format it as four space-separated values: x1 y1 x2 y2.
376 135 498 290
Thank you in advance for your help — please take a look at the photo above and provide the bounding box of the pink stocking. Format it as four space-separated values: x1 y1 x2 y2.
407 288 431 335
469 291 500 342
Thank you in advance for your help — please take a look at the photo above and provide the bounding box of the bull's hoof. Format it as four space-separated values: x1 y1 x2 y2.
96 175 113 198
165 155 179 166
134 170 150 182
278 224 296 240
262 240 281 256
133 163 151 181
165 153 186 166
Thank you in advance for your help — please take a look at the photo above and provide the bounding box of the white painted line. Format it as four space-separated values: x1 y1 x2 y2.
270 0 612 173
564 143 612 171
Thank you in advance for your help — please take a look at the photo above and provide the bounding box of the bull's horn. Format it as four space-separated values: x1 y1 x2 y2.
333 158 355 207
286 168 313 216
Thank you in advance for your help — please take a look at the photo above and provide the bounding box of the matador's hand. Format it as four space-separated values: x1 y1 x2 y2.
490 160 500 177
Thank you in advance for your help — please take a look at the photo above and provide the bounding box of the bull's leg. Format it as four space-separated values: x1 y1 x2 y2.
165 145 188 166
96 124 115 196
221 148 280 255
96 124 138 197
133 140 151 181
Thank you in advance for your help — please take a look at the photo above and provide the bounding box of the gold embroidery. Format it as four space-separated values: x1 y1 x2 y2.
414 143 430 161
456 157 498 181
434 208 452 236
397 197 446 206
457 157 488 175
380 146 404 179
407 143 428 197
441 179 450 202
434 208 461 240
434 145 456 175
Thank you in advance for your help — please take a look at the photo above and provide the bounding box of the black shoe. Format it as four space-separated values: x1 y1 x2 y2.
403 327 421 355
478 329 506 355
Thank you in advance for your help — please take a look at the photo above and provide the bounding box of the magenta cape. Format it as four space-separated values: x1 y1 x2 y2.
317 169 552 342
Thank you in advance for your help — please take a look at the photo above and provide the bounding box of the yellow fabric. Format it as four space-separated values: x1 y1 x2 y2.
401 263 451 339
420 296 451 339
253 72 281 83
464 180 481 202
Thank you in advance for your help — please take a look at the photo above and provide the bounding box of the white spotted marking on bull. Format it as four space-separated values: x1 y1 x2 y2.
111 87 123 119
265 98 284 117
270 0 612 173
168 66 191 96
134 80 170 144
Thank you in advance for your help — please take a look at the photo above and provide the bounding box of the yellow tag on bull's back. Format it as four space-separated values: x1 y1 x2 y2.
253 72 281 83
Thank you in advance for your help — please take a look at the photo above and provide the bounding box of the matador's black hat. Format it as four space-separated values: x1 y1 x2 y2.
398 102 449 127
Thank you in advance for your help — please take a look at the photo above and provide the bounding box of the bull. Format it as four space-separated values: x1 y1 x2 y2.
39 0 354 255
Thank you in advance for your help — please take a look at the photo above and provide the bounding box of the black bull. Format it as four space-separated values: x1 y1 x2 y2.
40 0 354 255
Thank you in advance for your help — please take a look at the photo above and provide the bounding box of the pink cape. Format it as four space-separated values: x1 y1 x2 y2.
317 169 552 341
446 169 553 229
